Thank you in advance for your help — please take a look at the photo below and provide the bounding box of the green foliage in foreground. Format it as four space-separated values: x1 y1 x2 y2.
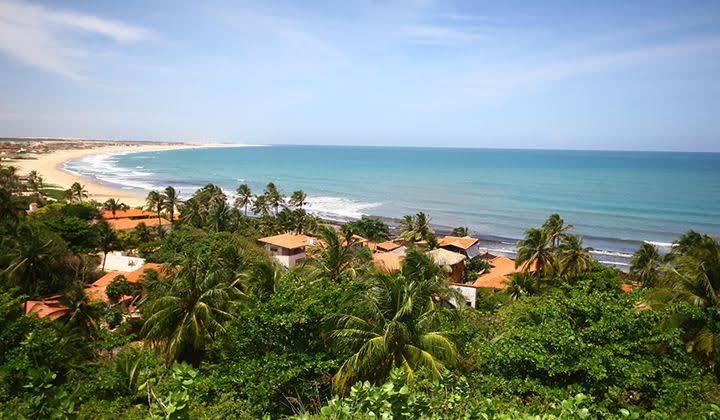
2 182 720 418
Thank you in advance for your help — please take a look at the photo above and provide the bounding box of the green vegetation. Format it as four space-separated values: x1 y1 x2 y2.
1 168 720 418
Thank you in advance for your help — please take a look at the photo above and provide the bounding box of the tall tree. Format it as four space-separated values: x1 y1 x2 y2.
141 256 245 365
289 190 308 210
234 183 253 216
542 213 574 248
146 190 166 236
516 227 555 282
332 272 458 393
343 216 390 242
252 194 272 216
399 212 435 244
263 182 284 215
309 226 371 283
102 198 128 219
451 226 469 237
164 186 181 227
27 170 43 191
650 232 720 368
65 182 88 202
2 223 69 298
95 219 118 272
630 243 662 287
557 234 594 278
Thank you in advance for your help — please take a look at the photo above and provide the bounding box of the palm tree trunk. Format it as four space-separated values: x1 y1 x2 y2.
102 252 107 271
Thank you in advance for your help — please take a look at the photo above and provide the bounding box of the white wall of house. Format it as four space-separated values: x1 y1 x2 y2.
449 284 477 307
271 252 307 268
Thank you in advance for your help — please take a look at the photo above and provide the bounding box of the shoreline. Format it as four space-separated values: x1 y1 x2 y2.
8 141 258 207
7 141 636 270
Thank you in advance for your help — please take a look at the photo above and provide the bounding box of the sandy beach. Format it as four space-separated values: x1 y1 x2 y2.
9 142 253 207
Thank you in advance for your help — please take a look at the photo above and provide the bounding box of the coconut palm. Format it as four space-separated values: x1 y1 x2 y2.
507 273 536 300
102 198 128 219
542 213 574 248
66 182 88 202
234 184 253 215
557 234 594 278
263 182 284 215
27 170 43 191
145 190 166 235
332 272 458 393
649 232 720 368
516 228 555 281
141 256 245 365
309 225 371 283
0 164 20 192
252 194 272 216
239 259 284 298
451 226 469 237
60 284 102 334
399 212 435 244
630 243 662 287
164 186 181 227
207 200 232 232
95 219 118 272
289 190 308 210
2 223 68 298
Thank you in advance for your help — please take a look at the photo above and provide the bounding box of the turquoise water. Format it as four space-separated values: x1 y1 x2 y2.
66 145 720 261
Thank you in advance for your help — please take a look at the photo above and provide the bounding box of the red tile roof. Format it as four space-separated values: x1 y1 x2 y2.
101 208 157 220
108 217 171 231
84 263 166 302
259 233 315 250
472 256 535 290
439 236 479 250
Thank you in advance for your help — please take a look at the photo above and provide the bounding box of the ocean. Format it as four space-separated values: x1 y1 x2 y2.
65 145 720 267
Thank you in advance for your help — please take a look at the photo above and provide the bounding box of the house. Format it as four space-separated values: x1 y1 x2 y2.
258 233 318 267
373 252 405 273
427 248 467 282
449 256 534 307
25 295 69 320
107 216 171 231
100 251 145 272
101 208 157 220
438 236 480 258
85 263 165 303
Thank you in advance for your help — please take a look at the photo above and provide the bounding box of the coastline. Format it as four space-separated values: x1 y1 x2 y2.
9 142 257 207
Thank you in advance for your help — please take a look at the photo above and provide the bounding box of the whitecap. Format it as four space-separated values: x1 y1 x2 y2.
304 196 380 220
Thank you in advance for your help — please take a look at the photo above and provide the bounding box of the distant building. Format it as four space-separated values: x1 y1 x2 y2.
438 236 480 258
427 248 467 282
449 256 535 307
258 233 318 267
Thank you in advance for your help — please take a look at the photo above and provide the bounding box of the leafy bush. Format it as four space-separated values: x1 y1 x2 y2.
105 275 134 303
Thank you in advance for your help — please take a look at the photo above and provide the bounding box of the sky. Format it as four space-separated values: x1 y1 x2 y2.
1 0 719 151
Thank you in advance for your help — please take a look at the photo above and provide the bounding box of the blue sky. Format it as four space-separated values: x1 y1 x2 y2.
1 0 719 151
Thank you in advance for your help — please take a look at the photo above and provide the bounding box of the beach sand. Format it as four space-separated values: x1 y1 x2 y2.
9 142 251 207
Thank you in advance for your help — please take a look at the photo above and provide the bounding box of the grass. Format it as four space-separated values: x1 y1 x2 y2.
40 187 66 201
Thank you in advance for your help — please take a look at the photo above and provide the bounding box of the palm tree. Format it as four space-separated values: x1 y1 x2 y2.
239 259 283 298
60 284 102 334
164 186 181 227
507 273 536 300
309 226 371 283
2 223 68 298
332 272 458 393
630 243 662 287
234 184 253 216
557 234 594 278
66 182 88 202
252 194 272 216
451 226 469 237
103 198 128 219
542 213 574 248
263 182 284 215
0 164 21 192
141 257 245 365
146 190 166 236
399 212 436 244
95 220 118 272
649 234 720 368
27 170 43 191
207 200 232 232
289 190 308 210
133 222 153 243
516 228 555 282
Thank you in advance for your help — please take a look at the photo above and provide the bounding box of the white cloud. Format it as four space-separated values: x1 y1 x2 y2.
400 23 488 45
0 0 149 79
